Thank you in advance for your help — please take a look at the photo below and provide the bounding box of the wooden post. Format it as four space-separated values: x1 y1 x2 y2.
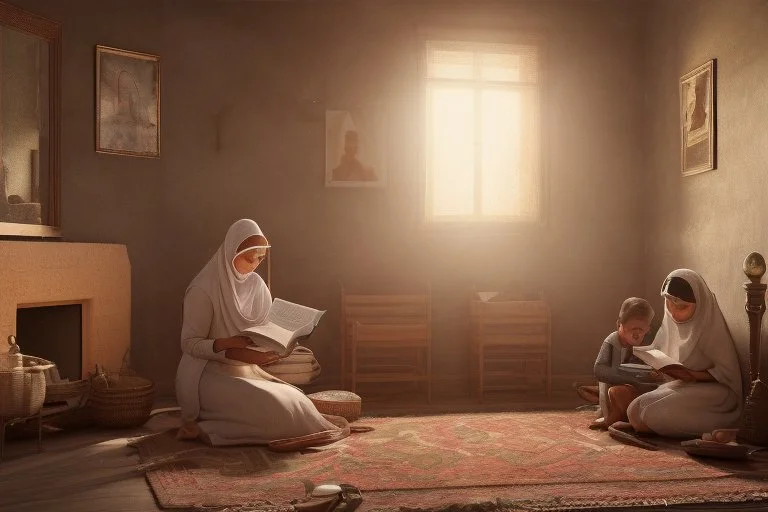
740 252 768 446
743 252 766 382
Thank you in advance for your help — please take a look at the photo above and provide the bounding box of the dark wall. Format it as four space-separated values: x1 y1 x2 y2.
12 0 645 397
641 0 768 384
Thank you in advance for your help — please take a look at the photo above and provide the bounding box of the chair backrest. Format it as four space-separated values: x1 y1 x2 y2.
352 321 430 348
469 300 549 324
341 288 431 348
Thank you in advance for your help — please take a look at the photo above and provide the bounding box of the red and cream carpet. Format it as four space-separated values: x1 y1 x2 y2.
133 410 768 511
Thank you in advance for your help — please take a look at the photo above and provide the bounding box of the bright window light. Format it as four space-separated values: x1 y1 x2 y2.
424 40 541 222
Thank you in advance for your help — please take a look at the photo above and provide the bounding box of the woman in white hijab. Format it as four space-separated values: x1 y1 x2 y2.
175 219 345 447
626 269 743 438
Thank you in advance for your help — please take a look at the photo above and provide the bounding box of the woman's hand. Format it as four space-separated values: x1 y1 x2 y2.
660 366 714 383
213 336 252 353
686 368 716 382
223 347 282 366
660 366 698 382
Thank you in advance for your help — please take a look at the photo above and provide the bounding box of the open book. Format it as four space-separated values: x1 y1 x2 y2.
239 299 325 356
632 349 684 371
618 362 654 378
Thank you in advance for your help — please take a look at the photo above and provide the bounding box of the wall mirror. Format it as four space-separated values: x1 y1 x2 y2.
0 1 60 237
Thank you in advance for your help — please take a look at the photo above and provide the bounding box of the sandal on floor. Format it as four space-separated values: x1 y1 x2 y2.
608 424 659 451
294 484 363 512
336 484 363 512
294 493 342 512
680 438 750 460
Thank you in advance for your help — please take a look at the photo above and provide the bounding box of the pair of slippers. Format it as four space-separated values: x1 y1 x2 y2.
294 484 363 512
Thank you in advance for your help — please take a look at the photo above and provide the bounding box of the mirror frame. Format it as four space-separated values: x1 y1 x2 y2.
0 1 61 238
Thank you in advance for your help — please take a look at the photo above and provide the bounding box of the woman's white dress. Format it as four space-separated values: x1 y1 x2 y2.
175 219 338 446
628 269 743 438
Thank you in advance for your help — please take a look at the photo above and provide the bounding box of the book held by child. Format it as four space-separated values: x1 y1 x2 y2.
631 348 684 371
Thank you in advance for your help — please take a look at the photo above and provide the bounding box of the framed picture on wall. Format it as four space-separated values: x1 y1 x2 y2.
96 45 160 158
680 59 716 176
325 107 387 188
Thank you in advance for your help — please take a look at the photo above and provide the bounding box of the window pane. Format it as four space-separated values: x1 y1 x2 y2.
516 87 541 219
480 53 521 82
480 44 539 83
426 42 474 80
481 89 520 216
427 86 474 217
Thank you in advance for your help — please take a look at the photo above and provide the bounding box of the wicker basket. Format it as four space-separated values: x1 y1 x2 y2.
0 355 54 418
307 390 362 422
45 379 89 404
88 374 155 428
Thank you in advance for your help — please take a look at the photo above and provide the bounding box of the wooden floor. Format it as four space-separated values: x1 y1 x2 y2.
0 392 765 512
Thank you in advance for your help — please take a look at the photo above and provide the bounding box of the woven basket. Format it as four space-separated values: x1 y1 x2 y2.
88 374 155 428
307 390 362 422
45 379 89 404
0 355 54 418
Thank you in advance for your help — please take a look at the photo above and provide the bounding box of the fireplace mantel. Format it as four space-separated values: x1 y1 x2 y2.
0 241 130 378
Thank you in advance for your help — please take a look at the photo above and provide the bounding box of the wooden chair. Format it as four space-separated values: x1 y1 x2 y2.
340 285 431 401
469 294 551 403
351 321 431 402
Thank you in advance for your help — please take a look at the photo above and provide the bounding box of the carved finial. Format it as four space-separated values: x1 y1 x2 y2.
744 252 766 283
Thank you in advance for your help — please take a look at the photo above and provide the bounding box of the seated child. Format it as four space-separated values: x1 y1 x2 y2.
591 297 662 429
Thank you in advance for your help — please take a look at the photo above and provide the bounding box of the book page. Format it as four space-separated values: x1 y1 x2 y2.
619 363 653 379
620 363 653 371
267 299 325 332
241 322 294 353
633 349 682 370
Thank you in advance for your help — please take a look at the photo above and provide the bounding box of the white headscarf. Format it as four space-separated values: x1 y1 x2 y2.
187 219 272 335
637 268 742 397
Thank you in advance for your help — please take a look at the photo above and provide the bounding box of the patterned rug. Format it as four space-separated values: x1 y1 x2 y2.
133 410 768 511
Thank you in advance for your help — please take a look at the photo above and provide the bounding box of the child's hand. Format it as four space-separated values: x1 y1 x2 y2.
641 370 666 383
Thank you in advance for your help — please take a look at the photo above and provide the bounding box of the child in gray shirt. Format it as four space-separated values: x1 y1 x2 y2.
591 297 662 429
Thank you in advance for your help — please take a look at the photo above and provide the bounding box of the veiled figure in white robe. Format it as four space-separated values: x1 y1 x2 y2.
628 269 743 438
175 219 341 447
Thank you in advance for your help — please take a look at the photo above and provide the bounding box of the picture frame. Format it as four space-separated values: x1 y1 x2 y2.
96 45 160 158
325 107 387 188
680 59 716 176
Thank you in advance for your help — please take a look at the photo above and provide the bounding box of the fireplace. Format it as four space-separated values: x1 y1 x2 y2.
17 302 83 379
0 241 131 378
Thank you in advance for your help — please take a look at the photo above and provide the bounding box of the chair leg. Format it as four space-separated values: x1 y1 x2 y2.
426 348 432 404
478 345 485 404
37 409 43 453
351 330 357 395
0 417 7 463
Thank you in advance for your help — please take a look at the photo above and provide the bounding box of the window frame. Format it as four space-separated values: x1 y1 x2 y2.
419 30 547 228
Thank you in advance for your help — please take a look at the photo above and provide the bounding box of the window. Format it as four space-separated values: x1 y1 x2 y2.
424 39 542 222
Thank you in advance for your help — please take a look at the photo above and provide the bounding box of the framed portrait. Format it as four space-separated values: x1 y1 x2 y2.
325 107 387 188
96 45 160 158
680 59 716 176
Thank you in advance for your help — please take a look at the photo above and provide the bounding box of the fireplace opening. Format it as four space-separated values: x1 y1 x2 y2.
16 303 83 379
